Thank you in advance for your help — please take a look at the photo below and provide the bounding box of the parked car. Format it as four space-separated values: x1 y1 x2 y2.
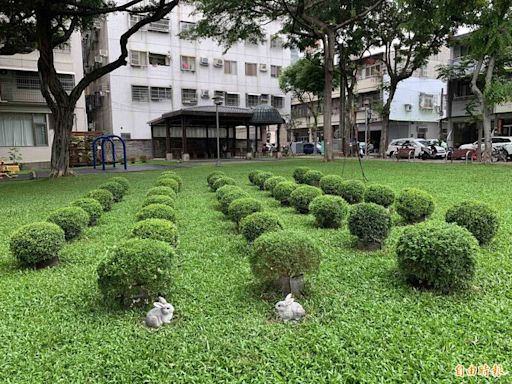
447 147 478 161
501 143 512 160
386 138 445 159
459 136 512 151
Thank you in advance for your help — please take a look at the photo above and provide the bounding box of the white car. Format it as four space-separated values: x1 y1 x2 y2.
386 138 446 159
459 136 512 151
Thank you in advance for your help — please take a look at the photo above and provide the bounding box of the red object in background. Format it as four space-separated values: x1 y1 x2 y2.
449 148 478 160
397 147 416 159
496 119 503 135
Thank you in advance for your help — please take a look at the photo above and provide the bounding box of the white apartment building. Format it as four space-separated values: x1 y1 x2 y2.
0 32 87 166
84 3 291 158
290 48 450 152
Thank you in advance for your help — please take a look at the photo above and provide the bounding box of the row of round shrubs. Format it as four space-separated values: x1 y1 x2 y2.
97 170 182 308
208 170 320 294
256 167 499 292
9 176 130 268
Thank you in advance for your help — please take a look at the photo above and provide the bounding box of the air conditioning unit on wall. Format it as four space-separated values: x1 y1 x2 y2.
259 64 268 72
200 89 210 98
199 57 209 66
213 58 223 68
404 104 412 112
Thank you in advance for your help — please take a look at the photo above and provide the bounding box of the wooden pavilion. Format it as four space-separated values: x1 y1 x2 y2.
149 105 284 160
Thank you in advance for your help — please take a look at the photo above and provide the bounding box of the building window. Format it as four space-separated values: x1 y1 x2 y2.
419 93 434 110
149 53 170 66
271 95 284 109
182 88 197 105
129 14 147 31
15 71 74 92
271 65 282 78
180 21 196 33
245 63 257 76
246 94 260 107
130 50 148 67
0 113 48 147
120 132 131 139
148 18 169 33
224 60 237 75
225 93 240 106
132 85 149 102
270 36 284 49
151 87 172 101
181 56 196 71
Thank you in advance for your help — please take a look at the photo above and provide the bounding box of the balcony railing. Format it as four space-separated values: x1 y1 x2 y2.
0 78 46 104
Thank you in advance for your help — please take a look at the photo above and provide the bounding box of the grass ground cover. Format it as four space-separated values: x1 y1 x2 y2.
0 159 511 382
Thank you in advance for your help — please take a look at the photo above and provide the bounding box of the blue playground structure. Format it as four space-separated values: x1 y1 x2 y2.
92 135 127 171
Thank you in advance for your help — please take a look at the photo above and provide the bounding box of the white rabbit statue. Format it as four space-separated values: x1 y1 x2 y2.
145 297 174 329
275 294 305 322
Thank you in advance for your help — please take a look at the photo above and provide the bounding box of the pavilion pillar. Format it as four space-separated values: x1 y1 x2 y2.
232 126 236 157
253 125 258 155
226 123 230 158
276 124 282 158
165 119 172 160
205 124 210 159
181 116 189 161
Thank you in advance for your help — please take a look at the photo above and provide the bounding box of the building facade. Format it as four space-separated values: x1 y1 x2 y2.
290 48 450 152
84 3 291 159
446 37 512 147
0 32 87 166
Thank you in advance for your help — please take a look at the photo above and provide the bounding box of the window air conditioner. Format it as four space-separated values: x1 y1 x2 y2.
213 58 223 68
404 104 412 112
199 57 209 66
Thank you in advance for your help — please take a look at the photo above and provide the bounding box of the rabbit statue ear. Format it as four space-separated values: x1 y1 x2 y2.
158 297 167 304
154 302 164 308
285 294 294 304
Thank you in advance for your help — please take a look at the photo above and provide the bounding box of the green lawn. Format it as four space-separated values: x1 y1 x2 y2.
0 159 510 383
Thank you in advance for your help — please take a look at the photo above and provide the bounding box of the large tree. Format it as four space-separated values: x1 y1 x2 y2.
371 0 465 157
279 56 327 149
0 0 179 176
439 0 512 162
190 0 383 161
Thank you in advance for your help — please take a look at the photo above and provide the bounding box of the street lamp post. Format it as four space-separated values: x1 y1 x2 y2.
212 95 224 166
363 101 372 158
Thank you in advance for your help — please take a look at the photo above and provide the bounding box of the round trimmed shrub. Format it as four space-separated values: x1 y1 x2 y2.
364 184 395 208
250 230 321 282
212 176 236 192
47 207 89 240
248 170 264 184
131 218 179 247
207 171 225 187
273 181 298 205
445 200 499 245
293 166 311 184
97 238 174 308
216 185 243 202
227 197 264 225
319 175 344 195
309 195 348 228
161 171 178 178
253 171 274 190
146 186 177 199
10 222 65 267
135 204 177 223
396 188 435 224
396 222 478 291
303 170 324 187
348 203 392 247
158 174 182 192
98 181 125 202
219 189 249 214
87 189 114 211
240 211 283 242
156 177 180 193
71 198 103 226
263 176 287 193
142 195 175 208
110 177 129 193
289 185 323 214
338 180 366 204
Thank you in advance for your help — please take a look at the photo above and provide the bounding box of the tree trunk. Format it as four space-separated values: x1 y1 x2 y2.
477 123 482 162
482 108 493 162
345 87 354 157
379 83 396 158
323 31 336 161
50 107 75 177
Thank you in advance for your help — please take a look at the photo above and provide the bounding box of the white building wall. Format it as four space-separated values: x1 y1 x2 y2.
0 32 86 164
104 3 291 140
